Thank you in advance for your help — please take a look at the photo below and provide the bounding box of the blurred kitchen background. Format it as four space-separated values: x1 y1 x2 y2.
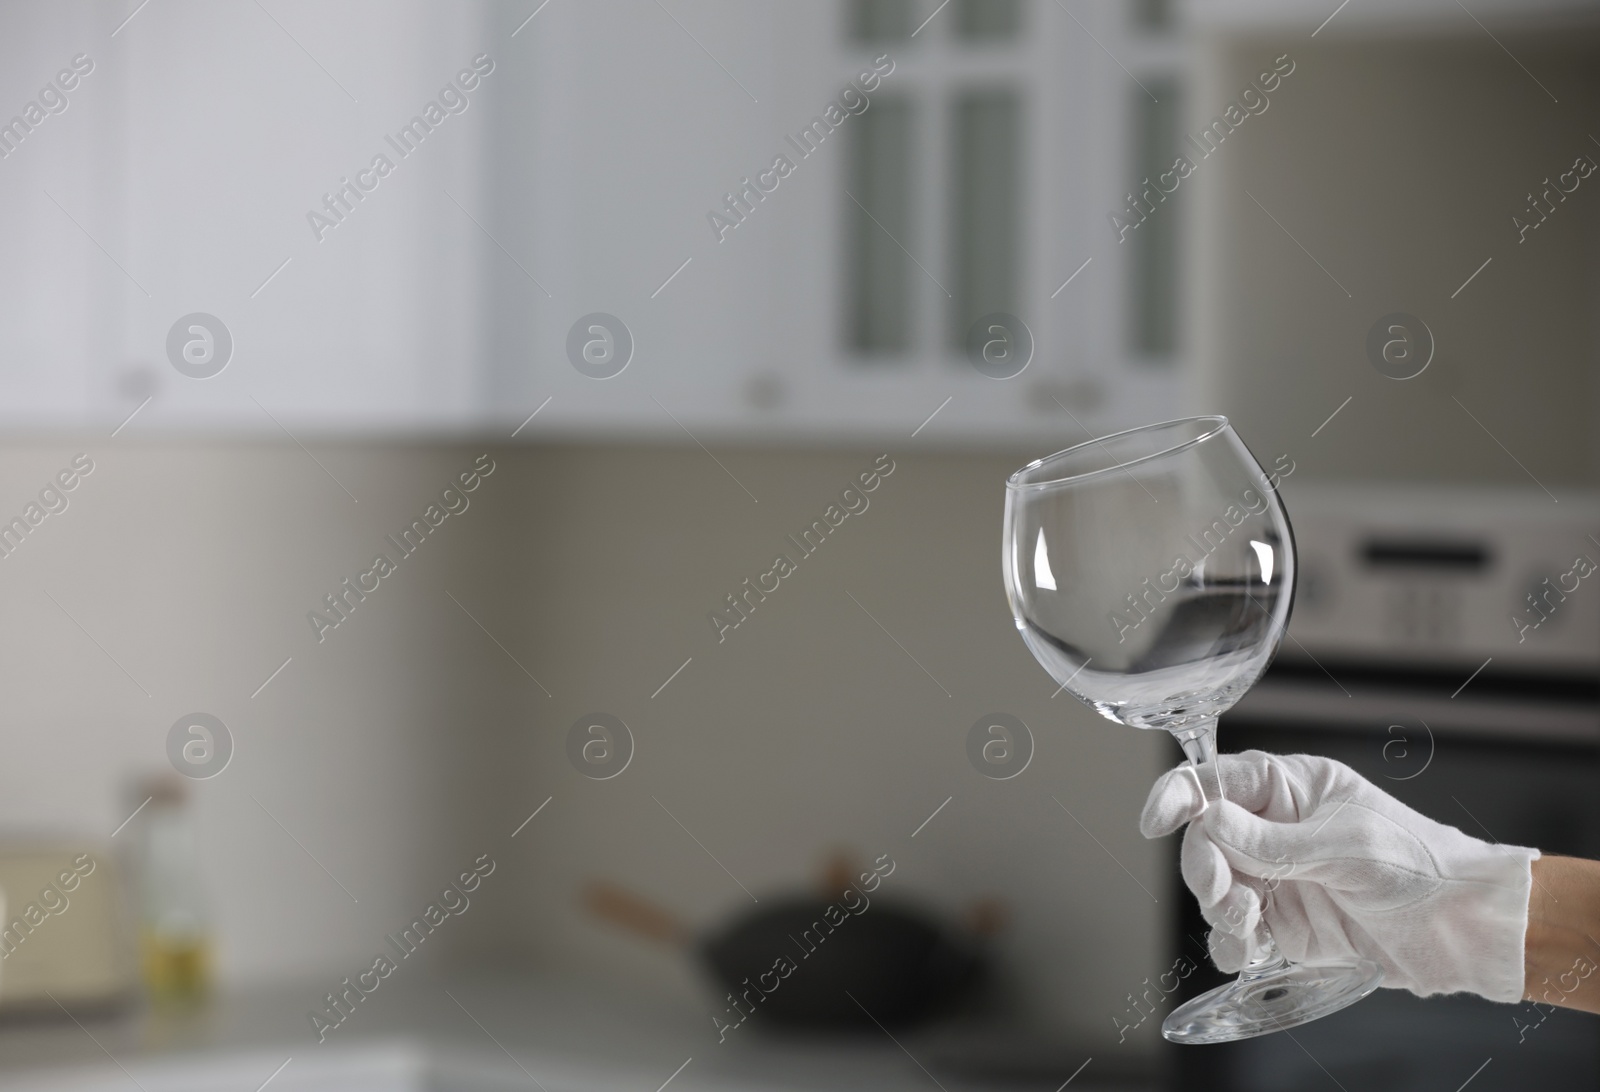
0 0 1598 1089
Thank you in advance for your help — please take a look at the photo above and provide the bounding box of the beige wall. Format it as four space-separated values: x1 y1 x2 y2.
0 440 1174 1051
1189 32 1600 487
496 443 1172 1049
0 442 525 986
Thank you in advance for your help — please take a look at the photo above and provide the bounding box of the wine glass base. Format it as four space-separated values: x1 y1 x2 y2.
1162 958 1384 1045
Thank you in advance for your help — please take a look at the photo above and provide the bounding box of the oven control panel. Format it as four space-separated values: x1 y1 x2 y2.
1281 482 1600 670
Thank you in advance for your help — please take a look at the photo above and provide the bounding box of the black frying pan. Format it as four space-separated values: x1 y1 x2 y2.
583 858 997 1030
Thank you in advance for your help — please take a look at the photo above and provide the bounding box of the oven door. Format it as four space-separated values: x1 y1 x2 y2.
1170 661 1600 1092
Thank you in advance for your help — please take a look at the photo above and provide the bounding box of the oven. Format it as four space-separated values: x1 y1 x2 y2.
1170 483 1600 1092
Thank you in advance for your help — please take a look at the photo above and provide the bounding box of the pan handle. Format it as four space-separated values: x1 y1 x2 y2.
582 881 692 946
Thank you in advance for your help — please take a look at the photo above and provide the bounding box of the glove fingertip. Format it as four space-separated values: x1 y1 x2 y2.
1139 766 1204 838
1208 927 1247 974
1179 823 1232 908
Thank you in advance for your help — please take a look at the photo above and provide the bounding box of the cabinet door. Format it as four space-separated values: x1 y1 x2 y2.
480 0 783 440
787 0 1189 443
119 0 491 434
0 0 493 435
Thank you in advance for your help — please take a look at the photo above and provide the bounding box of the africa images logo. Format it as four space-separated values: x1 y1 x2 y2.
307 455 496 642
706 53 896 244
306 54 495 243
309 853 495 1041
707 455 894 642
0 52 94 160
1107 53 1295 243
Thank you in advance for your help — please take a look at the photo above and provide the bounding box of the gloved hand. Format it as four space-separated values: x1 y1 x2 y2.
1140 750 1538 1003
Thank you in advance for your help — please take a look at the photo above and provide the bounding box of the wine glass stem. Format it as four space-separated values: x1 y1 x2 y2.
1172 720 1224 807
1170 720 1289 971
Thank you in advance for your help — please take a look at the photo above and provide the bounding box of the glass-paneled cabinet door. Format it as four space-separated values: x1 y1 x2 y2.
764 0 1177 441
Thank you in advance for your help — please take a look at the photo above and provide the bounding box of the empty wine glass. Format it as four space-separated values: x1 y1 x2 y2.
1002 416 1382 1044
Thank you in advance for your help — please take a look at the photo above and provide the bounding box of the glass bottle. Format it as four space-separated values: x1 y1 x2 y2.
134 776 211 1005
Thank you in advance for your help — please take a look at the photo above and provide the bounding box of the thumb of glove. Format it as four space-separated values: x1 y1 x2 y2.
1140 763 1207 839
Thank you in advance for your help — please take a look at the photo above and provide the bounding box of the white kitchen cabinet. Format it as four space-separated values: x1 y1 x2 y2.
0 0 1185 444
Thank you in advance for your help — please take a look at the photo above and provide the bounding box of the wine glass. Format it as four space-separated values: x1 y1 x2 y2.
1002 416 1382 1044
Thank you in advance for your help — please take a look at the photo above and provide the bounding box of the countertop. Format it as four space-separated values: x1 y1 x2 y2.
0 973 1158 1091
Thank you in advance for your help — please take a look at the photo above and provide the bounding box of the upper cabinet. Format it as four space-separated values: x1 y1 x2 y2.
0 0 1187 444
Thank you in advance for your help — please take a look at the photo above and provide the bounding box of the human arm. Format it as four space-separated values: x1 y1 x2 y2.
1525 855 1600 1013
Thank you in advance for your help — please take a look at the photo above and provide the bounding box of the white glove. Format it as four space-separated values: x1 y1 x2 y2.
1140 750 1538 1003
